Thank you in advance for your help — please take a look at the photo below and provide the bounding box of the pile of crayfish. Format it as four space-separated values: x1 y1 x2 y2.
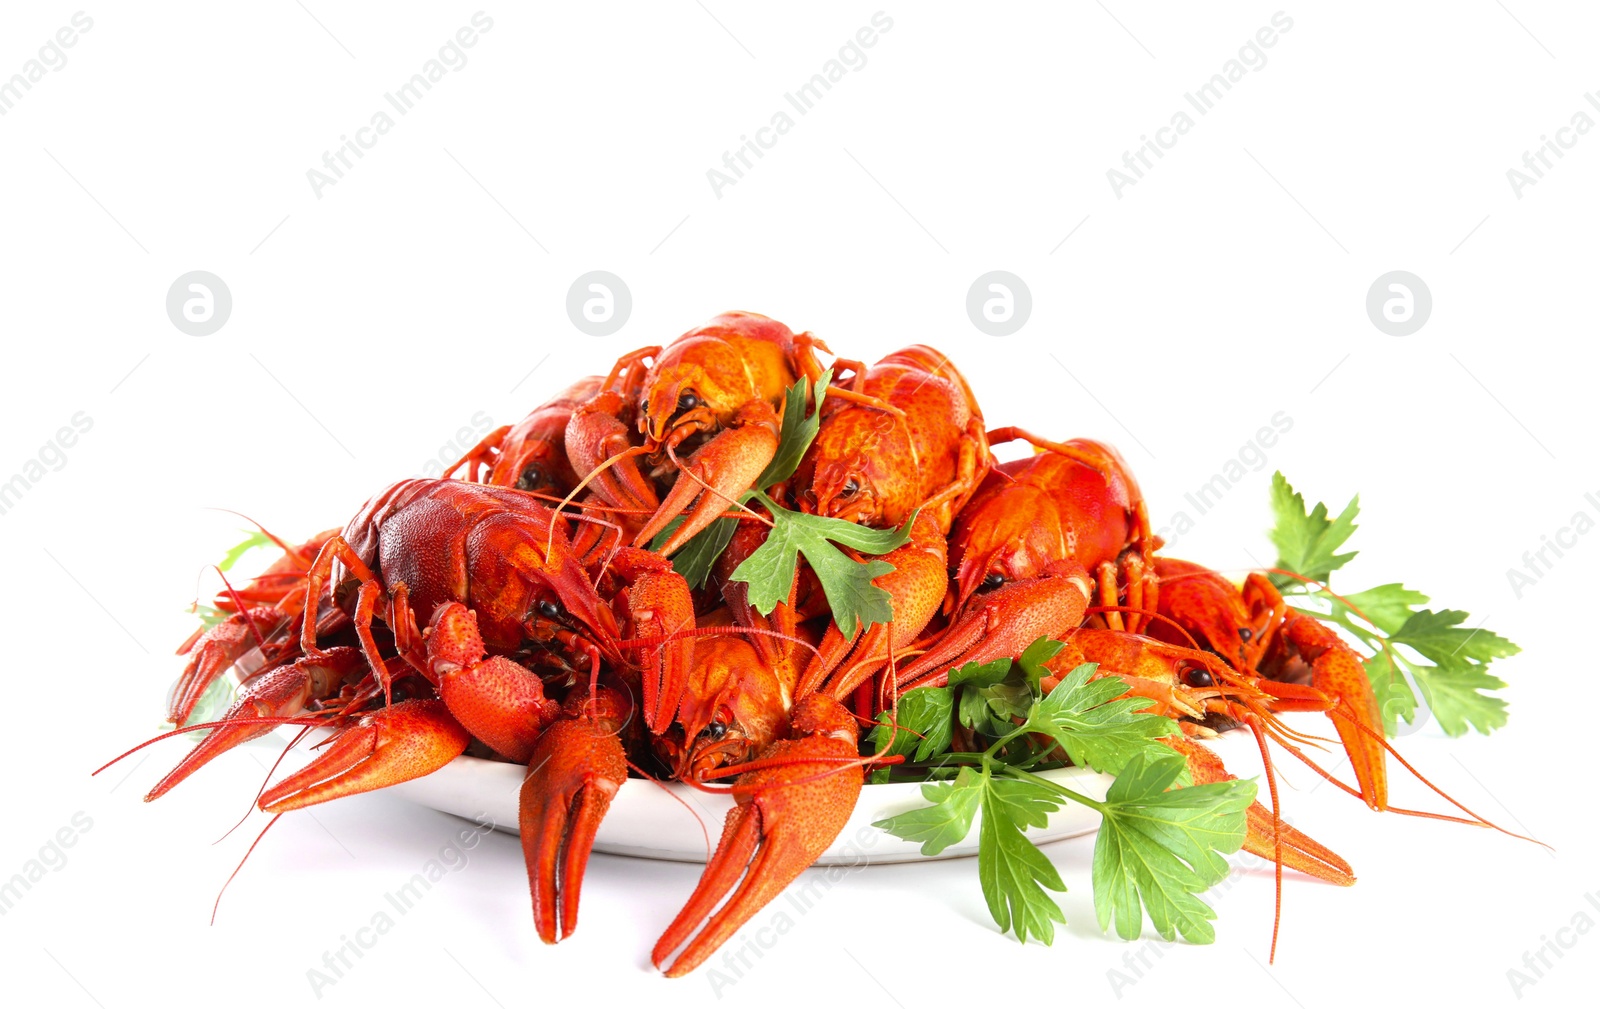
109 311 1500 976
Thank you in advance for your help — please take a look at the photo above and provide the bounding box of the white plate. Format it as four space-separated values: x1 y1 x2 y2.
382 749 1112 865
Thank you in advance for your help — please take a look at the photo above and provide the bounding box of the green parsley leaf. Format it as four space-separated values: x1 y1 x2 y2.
1018 637 1067 684
1338 582 1430 635
1364 648 1419 735
948 657 1032 737
878 766 1069 944
191 603 230 630
654 515 738 589
1023 662 1182 777
876 699 1256 948
727 492 915 638
869 686 954 762
978 774 1068 944
753 370 829 489
1269 471 1359 588
1268 475 1517 738
948 657 1014 689
1390 609 1521 667
1092 751 1254 944
218 531 275 573
1412 662 1510 736
873 765 984 856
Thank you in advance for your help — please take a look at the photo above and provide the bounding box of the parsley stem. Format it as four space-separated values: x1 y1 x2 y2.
990 760 1109 814
983 726 1030 761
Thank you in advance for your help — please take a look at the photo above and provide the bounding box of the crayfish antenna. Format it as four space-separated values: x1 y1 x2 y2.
93 714 328 779
624 757 714 864
215 724 315 845
1246 717 1285 964
1253 717 1547 848
212 813 283 925
1345 715 1550 848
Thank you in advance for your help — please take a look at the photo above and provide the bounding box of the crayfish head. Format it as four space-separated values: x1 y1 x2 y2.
804 465 881 526
486 376 602 494
639 312 795 449
949 507 1057 608
493 437 567 495
1151 558 1282 671
469 514 619 664
793 412 909 528
949 453 1137 608
638 365 720 449
659 635 787 781
519 575 621 667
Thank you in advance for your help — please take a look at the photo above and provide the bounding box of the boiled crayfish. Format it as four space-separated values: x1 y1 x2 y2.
105 310 1521 977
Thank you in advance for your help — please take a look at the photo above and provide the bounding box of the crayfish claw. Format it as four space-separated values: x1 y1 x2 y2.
520 689 629 944
1284 614 1390 811
169 605 287 726
259 699 469 813
895 571 1091 694
652 695 861 978
633 403 780 555
427 602 561 763
146 647 366 802
609 561 695 735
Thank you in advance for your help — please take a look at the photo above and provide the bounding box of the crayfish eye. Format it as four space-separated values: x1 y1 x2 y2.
516 464 548 491
1237 628 1253 642
701 721 728 741
675 391 701 414
841 478 860 498
979 573 1005 592
536 600 563 621
1183 666 1214 688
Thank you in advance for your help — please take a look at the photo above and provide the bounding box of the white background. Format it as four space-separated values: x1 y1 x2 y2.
2 3 1597 1006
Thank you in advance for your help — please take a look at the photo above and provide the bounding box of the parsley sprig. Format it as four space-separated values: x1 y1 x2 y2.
652 371 914 638
872 640 1254 945
189 530 277 631
175 531 273 736
1267 472 1518 736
